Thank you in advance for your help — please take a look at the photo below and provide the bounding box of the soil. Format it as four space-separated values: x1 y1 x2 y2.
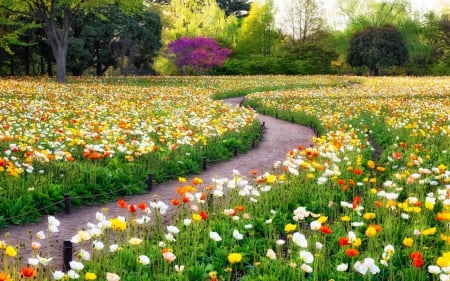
0 97 315 270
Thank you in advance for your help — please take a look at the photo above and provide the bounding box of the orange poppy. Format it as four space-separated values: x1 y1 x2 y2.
320 226 333 234
234 205 245 212
345 248 359 257
192 178 203 185
0 272 9 281
370 224 382 232
176 187 186 195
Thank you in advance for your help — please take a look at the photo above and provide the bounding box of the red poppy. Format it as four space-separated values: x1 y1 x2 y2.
339 237 350 246
392 152 402 160
21 267 36 278
375 201 383 207
128 204 137 213
353 169 363 176
345 248 359 257
138 202 147 211
412 258 424 267
117 199 127 208
320 226 333 234
400 142 407 148
182 196 189 203
410 252 422 260
352 196 361 209
338 179 346 186
171 199 180 206
251 169 258 176
348 179 355 186
410 252 424 267
297 145 304 151
200 211 208 220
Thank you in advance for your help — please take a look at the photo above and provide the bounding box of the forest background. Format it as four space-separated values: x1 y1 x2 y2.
0 0 449 82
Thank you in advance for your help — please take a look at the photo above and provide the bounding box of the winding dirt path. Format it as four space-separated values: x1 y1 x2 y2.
0 97 315 269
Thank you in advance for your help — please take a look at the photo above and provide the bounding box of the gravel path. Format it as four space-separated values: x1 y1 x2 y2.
0 97 315 269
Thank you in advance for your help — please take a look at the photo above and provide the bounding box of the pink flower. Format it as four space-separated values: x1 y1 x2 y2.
163 251 176 263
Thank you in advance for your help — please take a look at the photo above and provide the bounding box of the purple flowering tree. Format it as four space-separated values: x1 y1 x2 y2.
166 37 232 75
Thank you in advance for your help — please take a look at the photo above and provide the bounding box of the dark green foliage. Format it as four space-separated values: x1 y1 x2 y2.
282 31 338 74
217 0 250 17
68 5 162 76
347 25 409 75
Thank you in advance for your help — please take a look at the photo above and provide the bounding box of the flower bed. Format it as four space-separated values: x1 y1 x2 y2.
1 76 448 280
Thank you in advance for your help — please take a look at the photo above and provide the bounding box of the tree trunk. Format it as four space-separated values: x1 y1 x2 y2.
42 7 71 83
24 43 30 76
10 56 14 76
54 46 67 82
40 56 45 75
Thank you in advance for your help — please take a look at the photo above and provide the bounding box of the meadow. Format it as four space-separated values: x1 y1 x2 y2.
0 75 449 280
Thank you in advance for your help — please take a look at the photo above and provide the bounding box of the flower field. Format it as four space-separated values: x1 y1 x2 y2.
0 75 340 224
1 76 449 280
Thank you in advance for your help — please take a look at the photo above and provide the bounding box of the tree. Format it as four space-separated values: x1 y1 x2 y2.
236 0 279 57
337 0 409 29
279 0 325 44
0 0 144 83
282 30 338 74
67 6 161 76
347 24 408 75
163 0 227 41
433 14 450 74
166 36 231 74
217 0 250 17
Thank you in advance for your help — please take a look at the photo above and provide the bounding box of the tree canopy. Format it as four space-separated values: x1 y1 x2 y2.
347 24 409 75
0 0 146 82
1 0 449 78
166 36 231 74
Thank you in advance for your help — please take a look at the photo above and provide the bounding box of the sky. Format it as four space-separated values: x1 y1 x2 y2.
272 0 447 29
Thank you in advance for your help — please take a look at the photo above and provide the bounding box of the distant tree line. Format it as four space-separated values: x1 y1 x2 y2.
0 0 449 82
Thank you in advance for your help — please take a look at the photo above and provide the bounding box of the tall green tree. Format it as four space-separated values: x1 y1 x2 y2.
279 0 325 44
433 14 450 74
0 0 144 83
236 0 278 57
163 0 227 41
347 24 408 75
67 5 161 76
